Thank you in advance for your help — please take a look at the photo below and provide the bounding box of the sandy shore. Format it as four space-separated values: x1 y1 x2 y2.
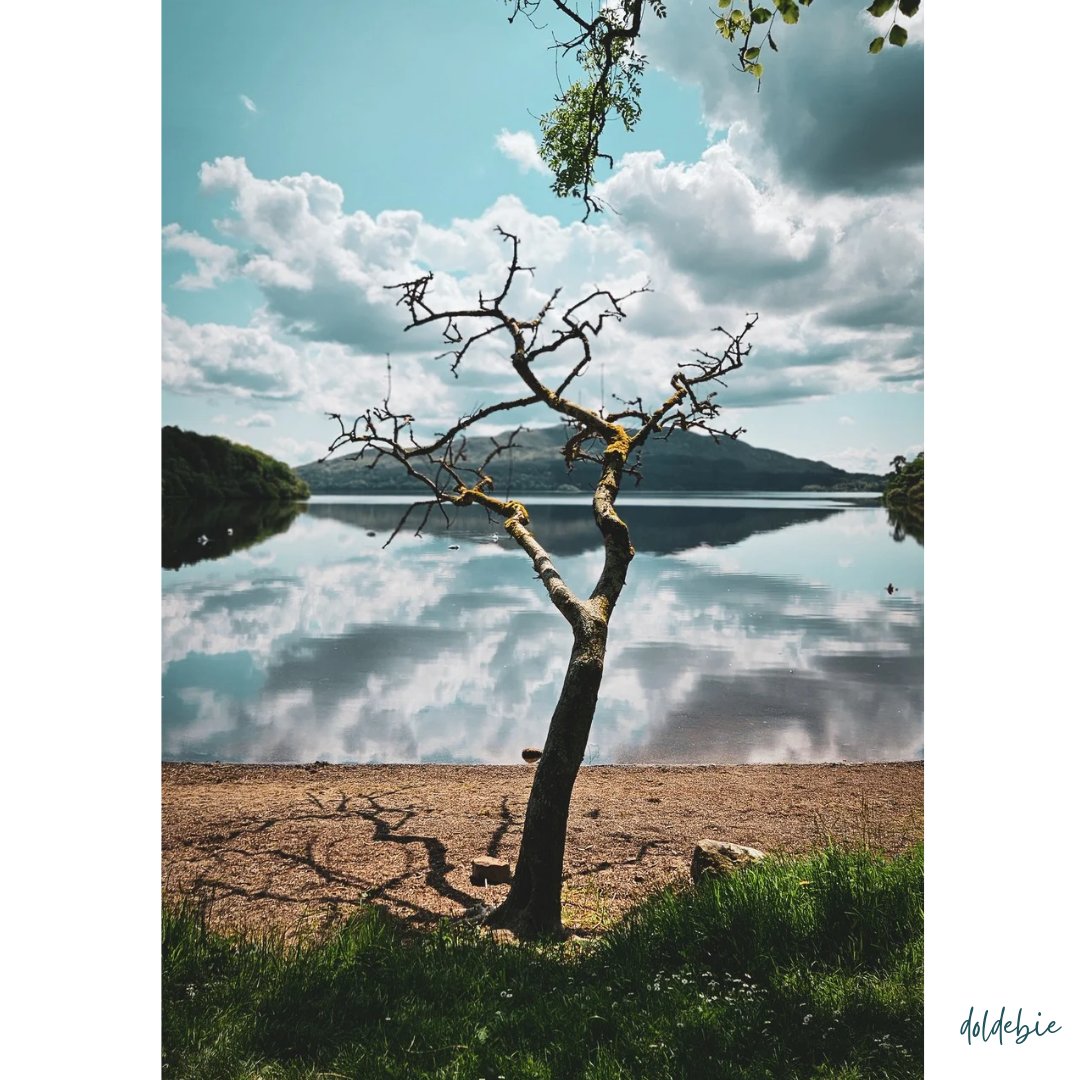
163 761 923 939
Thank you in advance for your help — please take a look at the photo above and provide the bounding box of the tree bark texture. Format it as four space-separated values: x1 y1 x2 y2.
487 431 633 937
486 609 608 936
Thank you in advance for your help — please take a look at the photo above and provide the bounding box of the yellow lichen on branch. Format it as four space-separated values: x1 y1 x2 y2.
605 424 631 459
452 485 531 526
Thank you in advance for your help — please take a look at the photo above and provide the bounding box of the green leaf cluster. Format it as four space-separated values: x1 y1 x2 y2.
867 1 918 54
537 18 647 203
716 0 815 82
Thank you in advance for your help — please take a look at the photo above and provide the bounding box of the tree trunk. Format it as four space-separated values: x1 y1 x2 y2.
486 607 608 937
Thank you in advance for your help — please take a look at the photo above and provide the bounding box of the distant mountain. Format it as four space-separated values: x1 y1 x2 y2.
163 426 311 501
296 426 882 495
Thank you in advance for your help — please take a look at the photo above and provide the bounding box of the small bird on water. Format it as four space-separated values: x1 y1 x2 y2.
886 583 898 595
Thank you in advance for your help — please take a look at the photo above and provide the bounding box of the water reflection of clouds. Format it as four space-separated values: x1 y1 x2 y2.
162 511 922 764
238 549 278 568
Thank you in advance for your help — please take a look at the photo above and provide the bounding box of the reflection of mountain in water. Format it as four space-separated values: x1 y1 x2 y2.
303 501 848 557
162 500 306 570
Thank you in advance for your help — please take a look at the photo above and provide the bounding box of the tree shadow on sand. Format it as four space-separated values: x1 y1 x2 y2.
171 787 525 933
166 786 664 938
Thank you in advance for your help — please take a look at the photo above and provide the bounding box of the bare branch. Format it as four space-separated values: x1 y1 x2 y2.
629 314 758 451
325 235 647 548
383 497 452 548
325 234 753 652
485 226 536 309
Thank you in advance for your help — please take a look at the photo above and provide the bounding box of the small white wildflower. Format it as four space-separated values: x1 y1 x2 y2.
803 1014 813 1026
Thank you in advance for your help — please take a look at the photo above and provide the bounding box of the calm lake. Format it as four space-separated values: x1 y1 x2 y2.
162 494 923 765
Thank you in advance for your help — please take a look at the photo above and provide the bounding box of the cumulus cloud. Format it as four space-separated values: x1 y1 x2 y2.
162 223 237 290
195 156 426 353
162 308 308 400
161 301 456 439
593 140 923 397
596 144 833 300
164 132 920 426
495 129 548 174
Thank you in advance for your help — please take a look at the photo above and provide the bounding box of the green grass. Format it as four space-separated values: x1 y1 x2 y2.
163 845 923 1079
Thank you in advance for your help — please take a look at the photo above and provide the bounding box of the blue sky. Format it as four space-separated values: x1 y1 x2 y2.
163 0 924 475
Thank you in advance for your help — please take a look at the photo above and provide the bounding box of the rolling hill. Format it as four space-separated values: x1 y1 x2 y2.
295 426 881 495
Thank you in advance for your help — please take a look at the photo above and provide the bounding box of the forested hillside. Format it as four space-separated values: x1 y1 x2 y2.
162 427 311 501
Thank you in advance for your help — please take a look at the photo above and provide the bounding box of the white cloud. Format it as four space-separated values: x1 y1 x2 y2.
161 223 237 290
265 433 328 466
162 307 308 400
164 143 920 430
829 446 895 475
495 129 548 174
239 93 257 113
195 156 424 353
236 412 275 428
161 302 455 441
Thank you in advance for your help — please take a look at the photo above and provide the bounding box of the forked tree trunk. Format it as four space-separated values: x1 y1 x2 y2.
486 608 609 936
478 428 633 937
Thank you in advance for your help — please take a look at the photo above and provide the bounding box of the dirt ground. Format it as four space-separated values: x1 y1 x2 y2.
162 761 923 940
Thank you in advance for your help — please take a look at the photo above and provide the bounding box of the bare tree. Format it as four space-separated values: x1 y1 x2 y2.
324 229 754 937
